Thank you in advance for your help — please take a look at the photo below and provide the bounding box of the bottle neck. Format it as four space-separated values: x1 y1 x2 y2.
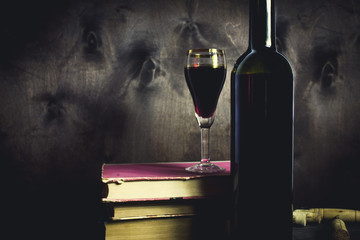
249 0 276 51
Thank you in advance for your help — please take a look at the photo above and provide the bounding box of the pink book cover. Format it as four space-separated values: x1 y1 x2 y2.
102 161 231 202
102 161 230 183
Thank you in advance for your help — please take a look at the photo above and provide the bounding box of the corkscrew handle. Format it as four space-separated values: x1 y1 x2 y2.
293 208 360 226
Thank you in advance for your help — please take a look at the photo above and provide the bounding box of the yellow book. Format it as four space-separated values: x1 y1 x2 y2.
105 215 229 240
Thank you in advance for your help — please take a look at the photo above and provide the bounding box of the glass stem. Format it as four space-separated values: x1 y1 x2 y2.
201 127 210 163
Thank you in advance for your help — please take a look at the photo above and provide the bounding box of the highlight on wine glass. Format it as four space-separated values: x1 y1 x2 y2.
184 48 227 173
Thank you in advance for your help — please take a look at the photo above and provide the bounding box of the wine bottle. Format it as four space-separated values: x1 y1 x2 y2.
231 0 293 239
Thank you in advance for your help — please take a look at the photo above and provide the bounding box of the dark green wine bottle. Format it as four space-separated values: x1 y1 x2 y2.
231 0 293 239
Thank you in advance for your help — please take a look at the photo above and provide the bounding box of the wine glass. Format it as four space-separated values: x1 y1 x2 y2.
184 48 227 173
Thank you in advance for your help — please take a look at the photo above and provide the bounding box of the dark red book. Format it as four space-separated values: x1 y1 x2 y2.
102 161 230 202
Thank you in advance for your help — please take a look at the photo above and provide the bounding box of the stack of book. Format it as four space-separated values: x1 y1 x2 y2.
101 161 231 240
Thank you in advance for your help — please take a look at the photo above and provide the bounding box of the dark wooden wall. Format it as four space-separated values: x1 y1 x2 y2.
1 0 359 239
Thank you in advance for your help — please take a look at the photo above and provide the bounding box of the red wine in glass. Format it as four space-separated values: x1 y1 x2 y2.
185 66 226 119
184 49 226 173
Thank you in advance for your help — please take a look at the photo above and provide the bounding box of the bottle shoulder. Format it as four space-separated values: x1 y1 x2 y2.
235 49 293 76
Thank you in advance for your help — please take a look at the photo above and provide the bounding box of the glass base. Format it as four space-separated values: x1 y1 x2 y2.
185 161 225 174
